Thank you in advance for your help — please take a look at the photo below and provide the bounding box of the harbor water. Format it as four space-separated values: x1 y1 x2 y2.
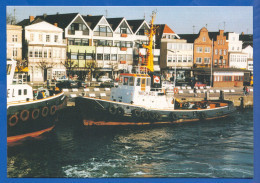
7 108 253 178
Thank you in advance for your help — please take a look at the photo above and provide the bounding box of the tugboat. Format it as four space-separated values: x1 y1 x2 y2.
75 12 236 126
7 59 67 143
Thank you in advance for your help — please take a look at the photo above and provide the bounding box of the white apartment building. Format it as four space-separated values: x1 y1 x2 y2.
229 53 248 69
242 45 253 72
226 32 243 52
25 20 67 82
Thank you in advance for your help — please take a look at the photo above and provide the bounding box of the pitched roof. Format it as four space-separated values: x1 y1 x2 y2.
34 13 78 29
17 13 79 29
179 31 224 43
155 24 176 38
106 17 124 31
127 19 145 33
82 15 103 30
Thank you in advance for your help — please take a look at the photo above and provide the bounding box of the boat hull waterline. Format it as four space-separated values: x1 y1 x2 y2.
75 96 236 126
7 92 67 143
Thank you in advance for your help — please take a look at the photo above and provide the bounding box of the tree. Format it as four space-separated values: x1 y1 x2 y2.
84 60 97 82
37 60 56 81
6 13 17 25
61 60 78 79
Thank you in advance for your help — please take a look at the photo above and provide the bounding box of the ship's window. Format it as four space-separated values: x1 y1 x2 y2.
24 89 27 95
123 77 128 85
146 78 151 86
18 89 22 95
136 78 141 86
129 77 134 86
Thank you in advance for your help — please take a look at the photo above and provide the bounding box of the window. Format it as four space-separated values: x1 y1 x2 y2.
129 77 134 86
223 60 226 65
224 50 227 55
24 89 27 95
172 56 176 62
219 59 222 64
44 50 47 58
196 57 202 63
204 58 210 64
54 35 58 42
39 50 42 58
39 34 42 42
12 48 17 57
111 54 117 61
168 35 171 39
197 47 202 53
177 55 182 62
205 47 210 53
18 89 22 95
49 50 52 58
214 59 218 65
219 49 222 55
71 53 77 59
203 37 206 42
188 56 192 62
78 54 84 60
123 77 129 85
183 56 187 62
136 78 141 86
104 54 110 60
218 40 219 45
232 47 234 51
215 49 218 55
35 50 39 57
30 33 34 41
97 54 103 60
29 50 33 57
12 35 18 42
167 56 172 62
46 35 50 42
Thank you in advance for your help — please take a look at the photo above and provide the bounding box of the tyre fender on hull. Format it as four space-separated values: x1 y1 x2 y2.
8 114 19 127
50 105 57 116
32 108 40 120
20 110 30 121
141 111 149 120
108 106 117 115
117 107 125 116
198 112 207 119
169 112 178 121
132 109 142 118
42 107 49 117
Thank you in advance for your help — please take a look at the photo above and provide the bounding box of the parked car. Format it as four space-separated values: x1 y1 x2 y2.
98 76 112 82
100 81 118 88
194 81 206 88
56 80 78 89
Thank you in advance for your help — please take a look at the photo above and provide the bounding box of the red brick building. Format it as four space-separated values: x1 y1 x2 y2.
213 30 229 68
193 27 213 68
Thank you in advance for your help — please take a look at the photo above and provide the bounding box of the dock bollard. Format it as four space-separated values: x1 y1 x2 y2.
220 90 225 100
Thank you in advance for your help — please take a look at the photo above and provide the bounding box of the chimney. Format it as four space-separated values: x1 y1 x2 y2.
29 16 34 22
43 13 47 19
219 30 224 35
54 23 58 27
241 32 244 35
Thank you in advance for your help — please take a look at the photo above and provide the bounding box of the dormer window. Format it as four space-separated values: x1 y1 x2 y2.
94 25 112 37
203 37 206 42
69 23 89 35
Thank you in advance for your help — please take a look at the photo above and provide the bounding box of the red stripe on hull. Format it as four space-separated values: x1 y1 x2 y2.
83 115 229 126
7 125 55 143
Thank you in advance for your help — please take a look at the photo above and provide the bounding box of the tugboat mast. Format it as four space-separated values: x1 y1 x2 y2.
142 11 157 73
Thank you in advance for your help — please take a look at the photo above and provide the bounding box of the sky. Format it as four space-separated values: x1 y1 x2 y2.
6 6 253 34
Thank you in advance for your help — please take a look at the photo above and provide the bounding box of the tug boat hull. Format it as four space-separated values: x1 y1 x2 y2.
7 92 67 143
75 96 236 126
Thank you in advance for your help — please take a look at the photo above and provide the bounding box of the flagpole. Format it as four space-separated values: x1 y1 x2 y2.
211 38 213 87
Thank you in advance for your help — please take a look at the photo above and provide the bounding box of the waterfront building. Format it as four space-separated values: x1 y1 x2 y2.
242 45 253 73
20 18 67 82
7 25 23 62
193 27 213 68
213 30 229 68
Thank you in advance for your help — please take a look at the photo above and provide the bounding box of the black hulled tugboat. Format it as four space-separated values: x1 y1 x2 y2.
7 59 67 143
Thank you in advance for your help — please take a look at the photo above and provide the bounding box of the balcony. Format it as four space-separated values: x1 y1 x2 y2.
68 30 75 35
121 34 127 37
120 47 127 51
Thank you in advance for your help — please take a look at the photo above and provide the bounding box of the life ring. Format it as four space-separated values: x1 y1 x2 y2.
174 88 179 94
20 110 30 121
50 105 57 116
8 114 19 127
32 108 40 120
132 109 142 118
42 107 49 117
169 112 177 121
117 107 125 116
108 106 117 115
141 111 149 120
